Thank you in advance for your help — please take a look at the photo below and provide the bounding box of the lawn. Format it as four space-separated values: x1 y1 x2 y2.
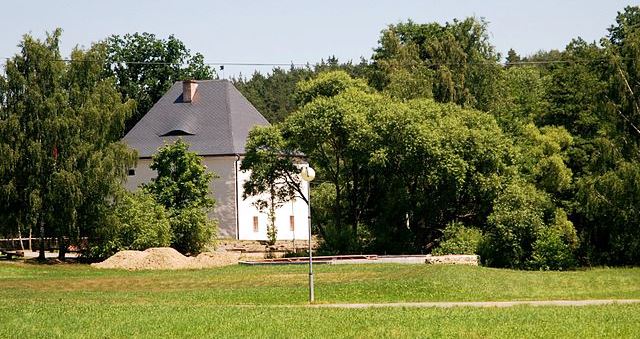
1 262 639 338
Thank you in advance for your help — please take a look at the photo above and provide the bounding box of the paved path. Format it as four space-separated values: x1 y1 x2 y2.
309 299 640 308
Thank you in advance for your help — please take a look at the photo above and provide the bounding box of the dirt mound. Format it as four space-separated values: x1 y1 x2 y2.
92 247 240 270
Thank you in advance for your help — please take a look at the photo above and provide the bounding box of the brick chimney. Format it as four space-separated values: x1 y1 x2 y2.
182 80 198 103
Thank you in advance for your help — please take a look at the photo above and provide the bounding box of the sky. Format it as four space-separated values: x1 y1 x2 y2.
1 0 637 78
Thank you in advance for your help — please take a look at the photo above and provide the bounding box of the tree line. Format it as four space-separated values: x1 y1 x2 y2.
238 6 640 268
1 6 639 268
0 30 215 259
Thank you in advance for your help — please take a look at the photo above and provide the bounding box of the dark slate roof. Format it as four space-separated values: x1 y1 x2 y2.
123 80 270 157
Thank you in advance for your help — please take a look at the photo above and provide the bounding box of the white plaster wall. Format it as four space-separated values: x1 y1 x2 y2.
124 156 310 241
236 167 310 241
124 158 155 192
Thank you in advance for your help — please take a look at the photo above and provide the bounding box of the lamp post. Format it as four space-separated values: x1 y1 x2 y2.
300 165 316 302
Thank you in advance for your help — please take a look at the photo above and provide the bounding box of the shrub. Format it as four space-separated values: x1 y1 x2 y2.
88 190 171 258
117 191 172 250
528 209 578 270
432 222 482 255
169 206 217 255
316 225 361 255
480 180 580 270
143 139 219 255
480 181 550 268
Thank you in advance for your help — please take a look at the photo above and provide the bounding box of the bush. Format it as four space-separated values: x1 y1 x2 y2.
89 190 171 258
432 222 482 255
316 225 362 255
528 209 578 270
480 180 579 270
479 181 550 268
169 206 217 255
118 191 172 250
143 139 219 255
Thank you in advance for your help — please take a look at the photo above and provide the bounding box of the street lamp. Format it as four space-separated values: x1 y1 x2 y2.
301 165 315 302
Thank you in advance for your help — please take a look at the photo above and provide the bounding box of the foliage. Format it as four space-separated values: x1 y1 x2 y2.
237 8 640 267
144 139 217 254
312 182 364 254
516 124 574 195
103 32 215 132
234 57 371 123
169 206 216 255
0 29 137 259
372 30 433 100
372 18 501 111
432 222 482 255
90 190 171 258
577 162 640 264
144 139 215 210
529 209 579 270
246 71 516 254
489 66 550 129
480 182 551 268
480 181 578 269
295 70 370 105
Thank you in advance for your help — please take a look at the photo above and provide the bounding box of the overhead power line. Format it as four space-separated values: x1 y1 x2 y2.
1 55 637 70
1 57 311 67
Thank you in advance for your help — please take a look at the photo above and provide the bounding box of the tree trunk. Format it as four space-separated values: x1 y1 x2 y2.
334 181 341 231
17 224 25 251
334 154 342 233
58 237 66 261
350 163 360 237
38 218 45 261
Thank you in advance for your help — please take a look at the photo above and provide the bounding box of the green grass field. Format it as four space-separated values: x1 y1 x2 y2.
1 262 639 338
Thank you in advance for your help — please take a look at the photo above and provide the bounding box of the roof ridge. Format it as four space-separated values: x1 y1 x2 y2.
174 79 228 85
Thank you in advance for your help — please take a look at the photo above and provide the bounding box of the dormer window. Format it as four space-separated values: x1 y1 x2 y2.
160 130 195 137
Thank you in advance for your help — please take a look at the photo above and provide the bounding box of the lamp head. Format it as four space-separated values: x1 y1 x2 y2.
301 166 315 182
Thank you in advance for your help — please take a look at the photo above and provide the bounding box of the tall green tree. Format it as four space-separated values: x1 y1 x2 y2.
103 33 216 132
234 66 314 123
0 29 137 259
372 18 501 111
245 71 518 253
143 139 217 254
234 57 371 124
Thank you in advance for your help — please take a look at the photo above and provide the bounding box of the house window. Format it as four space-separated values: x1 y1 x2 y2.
253 216 259 232
128 169 135 176
289 215 295 231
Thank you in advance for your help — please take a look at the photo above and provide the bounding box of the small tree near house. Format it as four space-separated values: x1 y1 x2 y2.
143 139 218 255
241 125 309 245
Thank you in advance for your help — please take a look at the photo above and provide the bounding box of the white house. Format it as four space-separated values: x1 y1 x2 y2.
123 80 310 241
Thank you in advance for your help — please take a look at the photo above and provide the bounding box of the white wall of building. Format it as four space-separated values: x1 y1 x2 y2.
236 167 310 241
124 155 309 240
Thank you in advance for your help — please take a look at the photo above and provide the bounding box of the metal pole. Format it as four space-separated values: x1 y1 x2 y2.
308 181 314 303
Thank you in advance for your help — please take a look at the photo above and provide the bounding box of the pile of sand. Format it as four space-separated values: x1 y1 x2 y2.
92 247 240 270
